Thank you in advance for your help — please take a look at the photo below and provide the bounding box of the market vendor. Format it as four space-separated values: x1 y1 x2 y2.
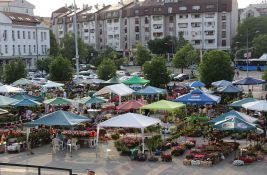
56 131 64 141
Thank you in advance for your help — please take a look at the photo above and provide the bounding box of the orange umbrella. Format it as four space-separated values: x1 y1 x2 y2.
116 100 144 112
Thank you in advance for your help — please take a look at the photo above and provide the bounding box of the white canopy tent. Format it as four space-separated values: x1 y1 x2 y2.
42 81 64 88
97 113 161 153
242 100 267 112
0 85 25 93
94 83 135 104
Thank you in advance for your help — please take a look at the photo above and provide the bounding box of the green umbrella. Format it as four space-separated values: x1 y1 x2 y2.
0 95 18 107
44 97 74 105
12 78 33 86
122 75 150 85
83 97 106 105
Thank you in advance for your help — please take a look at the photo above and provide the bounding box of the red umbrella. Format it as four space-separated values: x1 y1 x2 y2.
116 100 144 112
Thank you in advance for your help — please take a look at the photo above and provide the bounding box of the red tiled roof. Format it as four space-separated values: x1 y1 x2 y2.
2 11 40 26
53 7 70 14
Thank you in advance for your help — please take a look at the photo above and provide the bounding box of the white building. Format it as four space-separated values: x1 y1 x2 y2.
0 0 34 16
0 0 50 70
239 2 267 22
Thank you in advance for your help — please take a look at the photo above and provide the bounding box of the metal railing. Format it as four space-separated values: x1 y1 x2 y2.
0 162 74 175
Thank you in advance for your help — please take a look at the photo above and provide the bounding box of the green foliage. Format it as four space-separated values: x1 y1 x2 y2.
173 43 199 73
91 47 120 67
97 58 117 80
199 50 234 87
145 135 162 155
0 65 4 82
253 34 267 58
49 30 60 57
147 36 177 55
176 31 189 51
133 42 152 66
36 57 52 73
49 56 74 81
263 69 267 81
4 59 27 84
143 56 170 87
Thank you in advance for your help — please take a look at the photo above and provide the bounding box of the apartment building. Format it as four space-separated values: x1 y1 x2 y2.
51 0 238 53
239 2 267 22
0 0 50 70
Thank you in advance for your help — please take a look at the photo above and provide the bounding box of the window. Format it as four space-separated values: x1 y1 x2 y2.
222 22 226 29
145 17 149 24
153 24 162 29
134 9 139 15
44 32 46 40
33 31 35 40
222 40 226 46
18 45 21 54
179 14 188 19
194 40 201 45
207 39 214 44
179 6 187 11
33 45 36 53
124 19 127 25
205 13 215 18
145 35 149 41
84 22 88 27
124 27 127 33
152 16 162 21
84 29 89 33
135 18 139 25
135 34 139 40
28 31 31 39
153 7 162 12
205 30 214 35
12 45 15 55
23 31 25 39
114 19 119 23
3 30 7 41
135 26 140 33
145 27 149 32
168 7 172 13
68 23 72 28
45 45 47 54
90 29 95 33
17 31 20 39
192 5 200 10
206 4 215 9
107 19 112 23
29 45 31 54
178 23 188 28
222 31 226 38
191 22 201 28
169 27 174 32
169 16 174 23
41 32 43 41
5 45 8 54
222 14 226 20
192 14 201 18
23 45 26 53
12 31 15 41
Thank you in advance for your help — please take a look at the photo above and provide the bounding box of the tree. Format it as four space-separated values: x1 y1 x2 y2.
176 31 189 51
49 30 60 57
147 36 177 55
262 69 267 82
91 47 120 67
36 57 52 73
133 42 152 66
253 34 267 58
49 56 74 81
4 59 27 84
97 58 117 80
173 43 199 73
199 50 234 87
143 56 170 87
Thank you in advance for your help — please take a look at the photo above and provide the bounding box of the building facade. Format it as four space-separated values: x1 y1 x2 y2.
239 2 267 22
51 0 238 53
0 0 50 70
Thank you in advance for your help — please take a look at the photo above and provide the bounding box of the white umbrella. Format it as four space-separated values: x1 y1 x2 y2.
0 85 25 93
42 81 64 88
242 100 267 112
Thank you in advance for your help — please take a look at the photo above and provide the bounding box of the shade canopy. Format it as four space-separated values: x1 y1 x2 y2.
0 108 8 115
242 100 267 112
27 110 91 126
211 80 232 87
134 86 166 95
11 99 41 107
11 94 44 103
12 78 33 86
209 110 258 124
117 100 144 111
95 83 135 96
229 98 257 108
233 77 265 85
42 81 64 88
81 96 106 105
102 76 121 84
98 113 161 129
44 97 74 105
141 100 185 112
0 85 25 93
122 75 150 85
216 85 242 93
189 81 205 88
213 117 256 132
174 89 221 105
0 95 18 107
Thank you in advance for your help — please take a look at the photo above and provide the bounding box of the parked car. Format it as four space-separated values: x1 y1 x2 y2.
131 72 144 77
173 74 189 81
116 70 126 77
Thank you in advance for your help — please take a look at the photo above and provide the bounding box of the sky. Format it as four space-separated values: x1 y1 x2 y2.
27 0 265 17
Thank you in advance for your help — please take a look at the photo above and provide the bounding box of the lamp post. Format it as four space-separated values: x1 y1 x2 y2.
73 0 79 79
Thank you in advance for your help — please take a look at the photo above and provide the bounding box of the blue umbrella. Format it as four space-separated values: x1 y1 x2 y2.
134 86 166 95
233 77 265 85
209 110 258 124
174 89 221 105
26 110 91 126
211 80 232 87
216 85 242 93
11 99 41 107
189 81 205 88
229 98 257 108
213 117 256 132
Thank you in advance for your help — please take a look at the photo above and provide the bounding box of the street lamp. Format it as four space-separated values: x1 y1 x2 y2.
73 0 80 78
